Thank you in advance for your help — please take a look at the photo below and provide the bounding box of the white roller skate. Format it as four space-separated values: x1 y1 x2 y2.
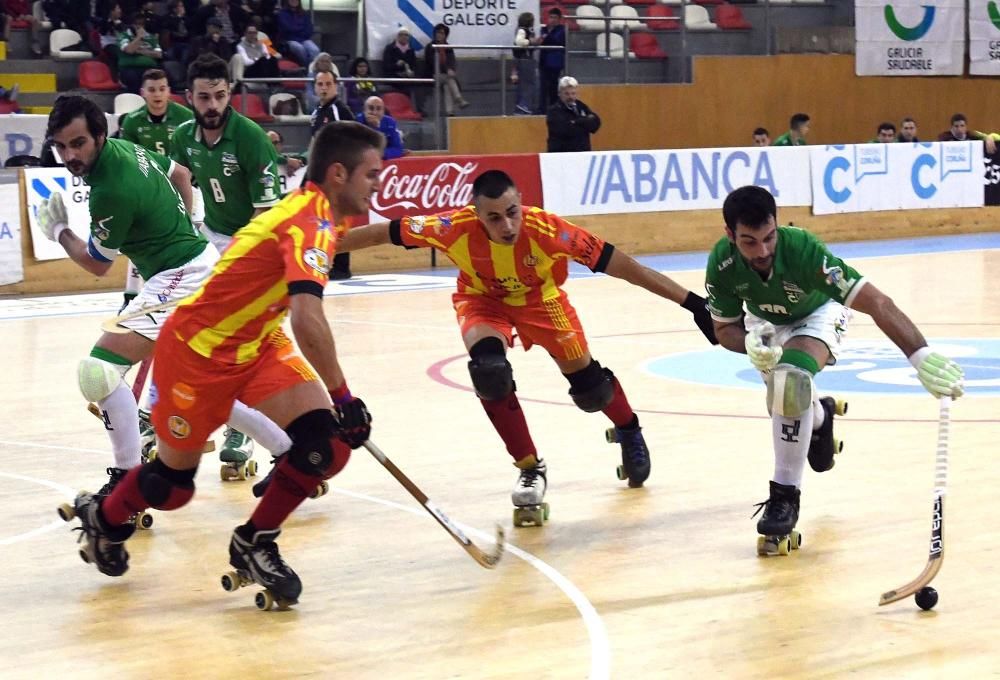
219 428 258 481
512 457 549 527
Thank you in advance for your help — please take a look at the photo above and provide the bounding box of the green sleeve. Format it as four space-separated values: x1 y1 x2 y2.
796 230 866 305
120 115 138 144
149 147 173 174
169 130 187 166
705 250 744 322
88 186 136 256
241 125 282 207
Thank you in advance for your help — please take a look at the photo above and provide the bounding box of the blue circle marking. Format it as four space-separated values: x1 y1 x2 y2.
645 338 1000 395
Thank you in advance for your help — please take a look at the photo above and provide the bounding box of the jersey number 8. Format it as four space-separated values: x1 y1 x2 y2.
209 177 227 203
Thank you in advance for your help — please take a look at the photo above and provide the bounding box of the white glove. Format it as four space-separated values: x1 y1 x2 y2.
909 347 965 399
745 322 783 372
37 191 69 242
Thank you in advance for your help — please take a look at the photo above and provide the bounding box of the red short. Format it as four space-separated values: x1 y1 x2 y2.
150 328 318 453
452 291 589 361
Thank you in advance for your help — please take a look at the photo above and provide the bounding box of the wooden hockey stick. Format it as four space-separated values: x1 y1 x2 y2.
100 299 179 334
879 397 950 606
131 357 152 401
363 440 505 569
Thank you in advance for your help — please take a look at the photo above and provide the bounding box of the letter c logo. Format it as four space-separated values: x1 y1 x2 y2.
911 153 936 199
823 156 852 204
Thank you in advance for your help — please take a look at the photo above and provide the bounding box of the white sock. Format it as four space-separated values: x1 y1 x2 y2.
98 383 142 469
812 398 825 429
771 402 815 488
227 401 292 455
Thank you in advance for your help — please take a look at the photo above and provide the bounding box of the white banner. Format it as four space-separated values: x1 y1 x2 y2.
0 183 24 285
0 114 119 167
364 0 539 60
539 147 813 216
810 142 984 214
855 0 964 75
24 168 96 261
969 0 1000 74
278 164 307 195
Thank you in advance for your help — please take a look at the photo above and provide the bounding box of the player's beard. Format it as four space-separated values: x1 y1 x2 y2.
750 256 773 274
195 104 230 130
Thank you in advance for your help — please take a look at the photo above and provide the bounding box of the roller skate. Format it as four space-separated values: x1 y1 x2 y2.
57 492 136 576
251 453 328 500
752 481 802 556
219 428 258 481
221 524 301 611
97 466 153 530
606 420 650 488
138 408 157 462
512 457 549 527
808 397 848 473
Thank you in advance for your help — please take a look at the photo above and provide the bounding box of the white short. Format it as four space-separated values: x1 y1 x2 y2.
198 223 234 256
119 244 220 341
190 189 205 224
744 300 852 366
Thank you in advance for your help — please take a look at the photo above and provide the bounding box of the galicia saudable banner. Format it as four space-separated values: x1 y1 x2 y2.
969 0 1000 75
855 0 965 75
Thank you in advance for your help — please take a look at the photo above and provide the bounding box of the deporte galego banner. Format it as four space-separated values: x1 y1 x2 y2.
539 146 812 216
809 142 984 214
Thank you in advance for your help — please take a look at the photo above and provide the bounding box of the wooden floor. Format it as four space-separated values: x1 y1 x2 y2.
2 239 999 679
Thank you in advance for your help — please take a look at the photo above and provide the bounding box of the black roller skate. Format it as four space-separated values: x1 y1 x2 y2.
221 525 302 611
251 453 329 500
752 481 802 556
57 492 136 576
512 457 549 527
808 397 848 473
606 421 650 488
96 467 153 530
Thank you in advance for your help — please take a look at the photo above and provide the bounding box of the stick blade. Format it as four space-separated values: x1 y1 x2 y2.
476 524 505 569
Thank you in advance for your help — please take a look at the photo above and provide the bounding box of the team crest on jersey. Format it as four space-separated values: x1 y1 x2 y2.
782 281 804 303
435 216 452 235
222 152 238 165
523 254 539 266
409 216 426 234
167 415 191 439
93 224 111 241
303 247 330 274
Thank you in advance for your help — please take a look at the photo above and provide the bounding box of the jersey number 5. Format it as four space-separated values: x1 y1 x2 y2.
209 177 227 203
155 141 166 155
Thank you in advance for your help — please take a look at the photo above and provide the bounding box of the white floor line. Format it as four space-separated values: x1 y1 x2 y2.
0 471 77 546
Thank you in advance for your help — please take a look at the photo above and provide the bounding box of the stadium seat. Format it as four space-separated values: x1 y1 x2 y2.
113 92 145 115
170 93 187 106
630 33 667 59
646 4 680 29
231 93 274 123
78 60 120 91
715 4 752 29
657 0 683 6
269 92 309 121
684 5 718 29
627 0 656 6
610 5 648 29
382 91 423 121
576 5 607 30
596 33 634 58
278 58 307 91
50 29 92 60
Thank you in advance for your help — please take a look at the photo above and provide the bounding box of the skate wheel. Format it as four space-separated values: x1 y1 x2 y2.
221 572 240 592
238 464 248 481
310 481 329 499
137 512 154 530
777 537 790 556
616 465 626 481
756 536 767 556
146 447 158 462
835 438 844 454
78 549 91 564
835 399 848 416
605 427 618 444
248 460 258 477
219 464 230 481
255 590 274 611
57 503 75 522
790 530 802 550
542 502 550 521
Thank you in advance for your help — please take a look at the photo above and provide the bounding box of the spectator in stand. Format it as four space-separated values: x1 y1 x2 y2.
196 0 246 45
118 11 163 93
511 12 537 115
266 129 304 173
356 95 405 160
425 23 468 116
277 0 318 66
538 7 566 113
345 56 377 115
98 3 126 72
245 0 278 37
870 121 896 143
3 0 43 56
897 116 919 143
160 0 192 63
231 22 279 83
752 127 770 147
382 26 417 82
304 51 340 113
187 17 234 66
546 75 600 153
135 0 161 34
310 68 352 136
938 113 997 155
772 113 810 146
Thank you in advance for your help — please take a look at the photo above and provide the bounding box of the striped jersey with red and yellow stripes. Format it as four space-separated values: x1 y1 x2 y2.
396 205 612 307
169 182 338 364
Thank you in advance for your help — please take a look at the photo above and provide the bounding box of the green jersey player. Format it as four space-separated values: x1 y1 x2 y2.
36 96 291 516
119 69 193 157
704 186 964 556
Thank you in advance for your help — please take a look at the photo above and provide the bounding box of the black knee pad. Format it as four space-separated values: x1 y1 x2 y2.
138 458 196 508
468 338 514 401
285 409 339 476
566 360 615 413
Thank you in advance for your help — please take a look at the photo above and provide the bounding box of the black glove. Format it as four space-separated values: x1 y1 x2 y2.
334 396 372 449
118 292 137 315
681 291 718 345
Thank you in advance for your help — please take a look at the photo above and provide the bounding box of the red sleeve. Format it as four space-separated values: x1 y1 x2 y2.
280 197 337 288
528 208 609 271
398 207 472 250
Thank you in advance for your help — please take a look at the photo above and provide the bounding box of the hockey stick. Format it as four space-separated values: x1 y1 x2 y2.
363 440 505 569
879 397 950 606
100 299 179 334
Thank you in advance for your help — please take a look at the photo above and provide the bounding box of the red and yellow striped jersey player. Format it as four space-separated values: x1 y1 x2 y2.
64 122 384 606
339 169 717 525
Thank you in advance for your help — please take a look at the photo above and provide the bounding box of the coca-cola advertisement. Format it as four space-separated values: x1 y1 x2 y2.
369 154 544 222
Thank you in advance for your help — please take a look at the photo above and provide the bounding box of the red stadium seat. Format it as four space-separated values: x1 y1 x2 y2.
715 4 752 29
382 91 423 121
78 60 120 91
646 5 680 30
170 93 187 106
231 93 274 123
278 58 307 90
630 33 667 59
10 19 31 29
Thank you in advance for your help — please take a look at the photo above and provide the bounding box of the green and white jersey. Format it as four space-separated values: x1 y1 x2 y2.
705 226 867 325
170 108 281 237
119 101 194 156
86 138 208 280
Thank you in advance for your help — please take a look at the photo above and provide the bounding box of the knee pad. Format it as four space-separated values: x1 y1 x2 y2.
766 366 814 418
468 354 514 401
78 356 129 403
567 361 615 413
138 459 196 510
285 409 350 478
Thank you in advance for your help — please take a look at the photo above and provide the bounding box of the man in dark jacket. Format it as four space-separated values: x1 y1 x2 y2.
538 7 566 113
546 76 600 153
310 68 353 136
